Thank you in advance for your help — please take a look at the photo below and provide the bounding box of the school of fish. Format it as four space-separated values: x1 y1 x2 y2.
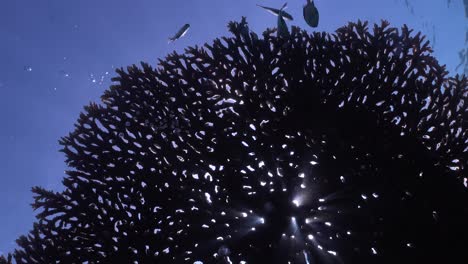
168 1 320 42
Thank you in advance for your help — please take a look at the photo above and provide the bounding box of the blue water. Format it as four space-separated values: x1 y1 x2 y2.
0 0 466 256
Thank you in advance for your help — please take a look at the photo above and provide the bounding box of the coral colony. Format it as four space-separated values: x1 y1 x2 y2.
1 19 467 263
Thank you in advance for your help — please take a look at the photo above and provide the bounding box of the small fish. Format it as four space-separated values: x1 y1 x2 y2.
303 0 319 28
277 3 290 38
169 23 190 43
257 4 294 21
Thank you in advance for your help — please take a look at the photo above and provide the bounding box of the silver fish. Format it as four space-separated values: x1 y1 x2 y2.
303 0 319 28
169 23 190 43
277 3 290 38
257 4 294 21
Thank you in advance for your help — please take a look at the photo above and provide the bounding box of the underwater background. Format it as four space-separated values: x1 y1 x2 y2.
0 0 466 257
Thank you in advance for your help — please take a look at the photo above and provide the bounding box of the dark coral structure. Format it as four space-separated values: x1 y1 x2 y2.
1 20 467 264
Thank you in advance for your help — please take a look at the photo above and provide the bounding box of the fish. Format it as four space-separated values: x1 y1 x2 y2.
257 4 294 21
277 3 290 38
303 0 319 28
169 23 190 43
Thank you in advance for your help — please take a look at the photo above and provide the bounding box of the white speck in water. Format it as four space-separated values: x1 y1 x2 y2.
89 73 97 83
24 66 32 72
325 222 332 226
307 234 314 240
371 248 377 255
241 212 248 217
327 250 337 256
59 70 70 78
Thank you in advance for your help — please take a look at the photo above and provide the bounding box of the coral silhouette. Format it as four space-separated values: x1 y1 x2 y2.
1 19 467 264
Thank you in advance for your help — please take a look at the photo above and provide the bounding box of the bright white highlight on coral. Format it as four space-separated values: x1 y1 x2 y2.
292 199 300 207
